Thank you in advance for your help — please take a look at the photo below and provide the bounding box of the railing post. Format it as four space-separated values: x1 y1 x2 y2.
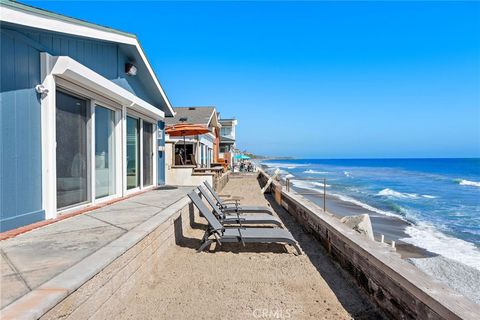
323 178 326 212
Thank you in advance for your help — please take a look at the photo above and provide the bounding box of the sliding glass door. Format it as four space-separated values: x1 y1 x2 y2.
56 91 89 209
55 89 155 210
95 106 115 198
143 121 153 186
126 116 140 189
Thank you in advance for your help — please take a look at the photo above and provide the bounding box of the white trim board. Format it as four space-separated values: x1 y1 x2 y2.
46 55 164 120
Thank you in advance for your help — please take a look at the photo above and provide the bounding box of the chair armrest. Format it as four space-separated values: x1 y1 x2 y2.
222 200 240 205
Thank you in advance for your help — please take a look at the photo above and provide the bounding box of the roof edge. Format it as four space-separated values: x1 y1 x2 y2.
0 0 176 117
1 0 136 38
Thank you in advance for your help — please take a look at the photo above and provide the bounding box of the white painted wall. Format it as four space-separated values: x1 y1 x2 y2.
165 142 213 186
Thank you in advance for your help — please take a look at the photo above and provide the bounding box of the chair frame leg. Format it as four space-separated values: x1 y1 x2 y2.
197 239 213 252
292 244 302 256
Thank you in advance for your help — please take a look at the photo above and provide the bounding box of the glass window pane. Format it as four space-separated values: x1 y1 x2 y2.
56 91 88 209
95 106 115 198
126 116 139 189
143 122 153 186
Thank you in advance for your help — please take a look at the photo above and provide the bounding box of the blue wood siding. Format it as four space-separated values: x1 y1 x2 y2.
0 24 165 232
1 30 44 231
2 25 161 105
113 48 160 106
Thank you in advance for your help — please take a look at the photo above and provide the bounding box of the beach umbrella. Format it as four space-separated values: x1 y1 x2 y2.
234 154 251 160
166 124 210 164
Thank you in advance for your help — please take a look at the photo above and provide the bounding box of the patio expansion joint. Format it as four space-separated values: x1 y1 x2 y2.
84 214 129 233
128 200 168 209
0 192 193 319
0 248 32 291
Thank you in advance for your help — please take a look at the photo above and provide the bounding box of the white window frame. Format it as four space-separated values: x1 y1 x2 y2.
54 88 92 213
125 113 141 194
52 84 122 215
92 103 122 204
124 110 158 196
55 79 123 207
40 53 162 219
142 119 156 188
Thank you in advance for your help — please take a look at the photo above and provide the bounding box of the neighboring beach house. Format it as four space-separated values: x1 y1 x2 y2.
165 107 221 167
164 106 224 186
218 117 238 167
0 0 175 231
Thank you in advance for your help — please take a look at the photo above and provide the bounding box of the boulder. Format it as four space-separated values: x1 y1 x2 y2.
340 214 374 240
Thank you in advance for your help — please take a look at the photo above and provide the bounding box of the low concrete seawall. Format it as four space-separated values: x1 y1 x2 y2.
258 170 479 320
1 195 197 320
214 171 230 191
40 197 197 320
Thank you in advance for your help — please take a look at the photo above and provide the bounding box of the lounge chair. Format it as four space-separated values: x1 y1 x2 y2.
203 181 273 214
188 191 301 254
197 186 282 226
189 154 198 167
175 154 185 165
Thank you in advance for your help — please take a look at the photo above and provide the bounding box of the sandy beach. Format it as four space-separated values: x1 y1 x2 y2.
113 174 384 319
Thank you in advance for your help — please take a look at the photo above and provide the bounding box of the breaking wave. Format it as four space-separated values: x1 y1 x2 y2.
455 179 480 188
291 180 330 190
329 192 409 220
304 169 329 174
377 188 436 199
262 162 308 169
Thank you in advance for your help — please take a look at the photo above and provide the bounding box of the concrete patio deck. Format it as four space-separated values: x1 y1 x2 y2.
0 186 193 310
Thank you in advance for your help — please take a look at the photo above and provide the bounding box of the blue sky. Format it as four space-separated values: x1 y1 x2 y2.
25 1 480 158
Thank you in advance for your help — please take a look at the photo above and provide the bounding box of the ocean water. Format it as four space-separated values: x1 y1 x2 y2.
261 158 480 271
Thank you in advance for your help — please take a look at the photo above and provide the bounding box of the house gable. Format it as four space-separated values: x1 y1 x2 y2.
0 0 174 116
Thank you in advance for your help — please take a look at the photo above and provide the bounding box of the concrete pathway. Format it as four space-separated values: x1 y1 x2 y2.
0 186 193 309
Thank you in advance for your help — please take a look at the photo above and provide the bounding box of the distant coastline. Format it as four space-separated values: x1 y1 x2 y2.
242 152 295 160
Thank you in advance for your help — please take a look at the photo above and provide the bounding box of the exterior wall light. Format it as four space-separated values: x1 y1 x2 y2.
35 84 49 98
125 63 137 76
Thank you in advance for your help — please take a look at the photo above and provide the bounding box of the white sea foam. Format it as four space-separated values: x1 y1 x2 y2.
409 256 480 304
377 188 436 200
343 171 352 177
263 167 290 180
291 180 330 190
262 162 307 169
304 169 329 174
456 179 480 188
402 222 480 271
326 190 480 273
330 193 408 220
377 188 418 199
